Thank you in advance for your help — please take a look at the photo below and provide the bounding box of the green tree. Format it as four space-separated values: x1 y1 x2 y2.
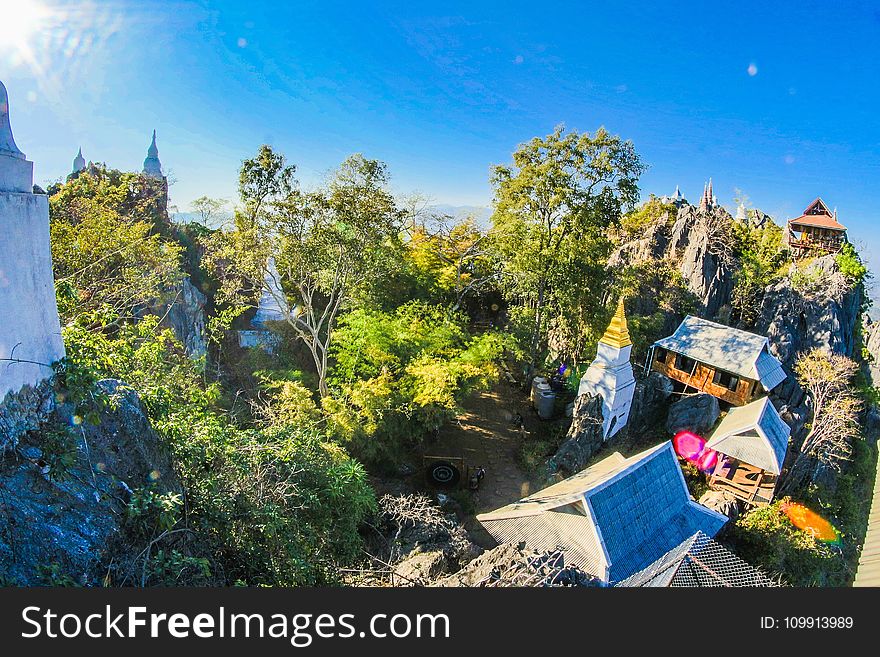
204 147 405 397
489 125 644 373
49 169 183 324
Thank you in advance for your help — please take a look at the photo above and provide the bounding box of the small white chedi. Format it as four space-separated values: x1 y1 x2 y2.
0 80 65 400
577 297 636 439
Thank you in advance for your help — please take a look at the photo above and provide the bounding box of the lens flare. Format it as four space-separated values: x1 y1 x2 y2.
781 501 841 545
673 431 718 473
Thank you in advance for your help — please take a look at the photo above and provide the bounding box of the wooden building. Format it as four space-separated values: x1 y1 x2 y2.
704 397 790 506
786 198 847 259
649 316 786 406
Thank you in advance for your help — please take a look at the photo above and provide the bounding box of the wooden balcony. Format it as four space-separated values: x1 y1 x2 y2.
651 355 758 407
707 455 776 506
789 236 843 256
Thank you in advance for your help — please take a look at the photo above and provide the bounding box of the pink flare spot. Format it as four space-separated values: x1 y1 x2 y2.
673 431 706 460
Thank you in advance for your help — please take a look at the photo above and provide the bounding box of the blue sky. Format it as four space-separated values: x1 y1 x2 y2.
2 0 878 277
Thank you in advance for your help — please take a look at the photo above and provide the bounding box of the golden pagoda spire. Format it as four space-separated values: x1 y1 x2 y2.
600 297 632 349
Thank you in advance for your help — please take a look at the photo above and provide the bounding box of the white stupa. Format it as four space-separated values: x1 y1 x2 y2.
0 80 65 407
577 297 636 440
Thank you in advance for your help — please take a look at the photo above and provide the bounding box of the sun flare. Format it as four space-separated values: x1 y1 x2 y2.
0 0 49 53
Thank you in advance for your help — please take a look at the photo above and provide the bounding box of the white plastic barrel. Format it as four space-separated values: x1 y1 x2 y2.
537 390 556 419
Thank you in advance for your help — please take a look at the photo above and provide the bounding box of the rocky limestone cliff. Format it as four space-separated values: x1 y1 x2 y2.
0 379 180 585
755 255 862 370
609 203 736 320
159 277 207 359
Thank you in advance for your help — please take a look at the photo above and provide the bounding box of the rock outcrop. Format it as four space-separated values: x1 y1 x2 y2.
550 393 605 474
0 379 180 585
666 393 720 435
0 379 55 453
609 203 736 321
159 277 207 359
755 255 861 370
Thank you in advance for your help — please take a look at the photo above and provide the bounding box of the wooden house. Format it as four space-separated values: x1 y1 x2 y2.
704 396 790 506
785 198 847 259
649 316 786 406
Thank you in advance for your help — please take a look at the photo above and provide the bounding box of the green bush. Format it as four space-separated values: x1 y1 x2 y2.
724 498 840 586
836 242 868 285
62 311 376 586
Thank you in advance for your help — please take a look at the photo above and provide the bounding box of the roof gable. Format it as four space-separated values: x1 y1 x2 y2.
705 397 790 473
804 197 831 216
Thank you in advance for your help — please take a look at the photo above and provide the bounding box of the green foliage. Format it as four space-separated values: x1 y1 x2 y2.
145 550 213 587
37 423 79 482
615 260 699 362
489 125 645 371
726 499 838 586
679 460 709 500
619 197 676 237
730 220 788 326
836 242 868 285
37 563 81 587
127 488 184 539
324 302 512 465
61 312 375 586
49 167 183 324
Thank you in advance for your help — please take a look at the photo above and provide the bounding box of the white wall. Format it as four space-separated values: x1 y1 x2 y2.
0 191 65 399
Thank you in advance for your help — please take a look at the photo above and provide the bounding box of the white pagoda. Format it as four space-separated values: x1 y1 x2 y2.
577 297 636 439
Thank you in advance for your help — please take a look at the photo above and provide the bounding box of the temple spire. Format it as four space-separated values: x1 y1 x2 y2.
600 297 632 349
72 147 86 175
0 80 25 160
142 129 162 178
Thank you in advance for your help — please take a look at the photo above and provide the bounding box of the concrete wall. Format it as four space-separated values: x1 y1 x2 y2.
0 191 65 402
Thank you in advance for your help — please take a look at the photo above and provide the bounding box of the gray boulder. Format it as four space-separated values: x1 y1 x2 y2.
698 490 741 520
666 393 720 435
550 393 605 475
0 379 180 585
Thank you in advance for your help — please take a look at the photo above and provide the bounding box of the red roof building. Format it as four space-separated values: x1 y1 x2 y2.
786 197 847 258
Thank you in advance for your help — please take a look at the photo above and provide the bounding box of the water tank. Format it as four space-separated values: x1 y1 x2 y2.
530 376 548 405
537 390 556 419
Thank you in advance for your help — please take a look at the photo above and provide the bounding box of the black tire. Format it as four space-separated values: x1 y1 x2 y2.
426 461 460 487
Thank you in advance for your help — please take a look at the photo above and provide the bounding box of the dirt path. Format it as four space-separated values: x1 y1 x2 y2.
424 382 548 518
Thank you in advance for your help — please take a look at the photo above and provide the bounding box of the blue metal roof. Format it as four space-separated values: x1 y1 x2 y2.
588 444 728 583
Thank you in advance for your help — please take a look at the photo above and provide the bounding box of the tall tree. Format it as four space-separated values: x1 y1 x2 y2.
489 125 644 373
204 148 404 397
779 350 863 495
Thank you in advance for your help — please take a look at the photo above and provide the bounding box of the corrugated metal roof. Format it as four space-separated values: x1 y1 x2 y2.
705 397 790 474
854 447 880 587
616 532 780 587
755 351 787 391
477 442 728 583
477 452 627 521
653 315 785 390
478 509 608 577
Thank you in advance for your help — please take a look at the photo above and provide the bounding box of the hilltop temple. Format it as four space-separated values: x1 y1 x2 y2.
785 197 847 259
577 298 636 440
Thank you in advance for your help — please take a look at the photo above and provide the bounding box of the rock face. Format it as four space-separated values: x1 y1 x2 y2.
699 490 741 520
0 379 180 585
0 380 55 453
669 205 735 320
755 256 861 369
160 277 207 358
666 393 720 435
627 372 674 433
550 393 605 474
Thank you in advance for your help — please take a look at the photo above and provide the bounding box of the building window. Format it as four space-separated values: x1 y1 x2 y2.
654 347 668 365
674 353 696 372
712 369 740 391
